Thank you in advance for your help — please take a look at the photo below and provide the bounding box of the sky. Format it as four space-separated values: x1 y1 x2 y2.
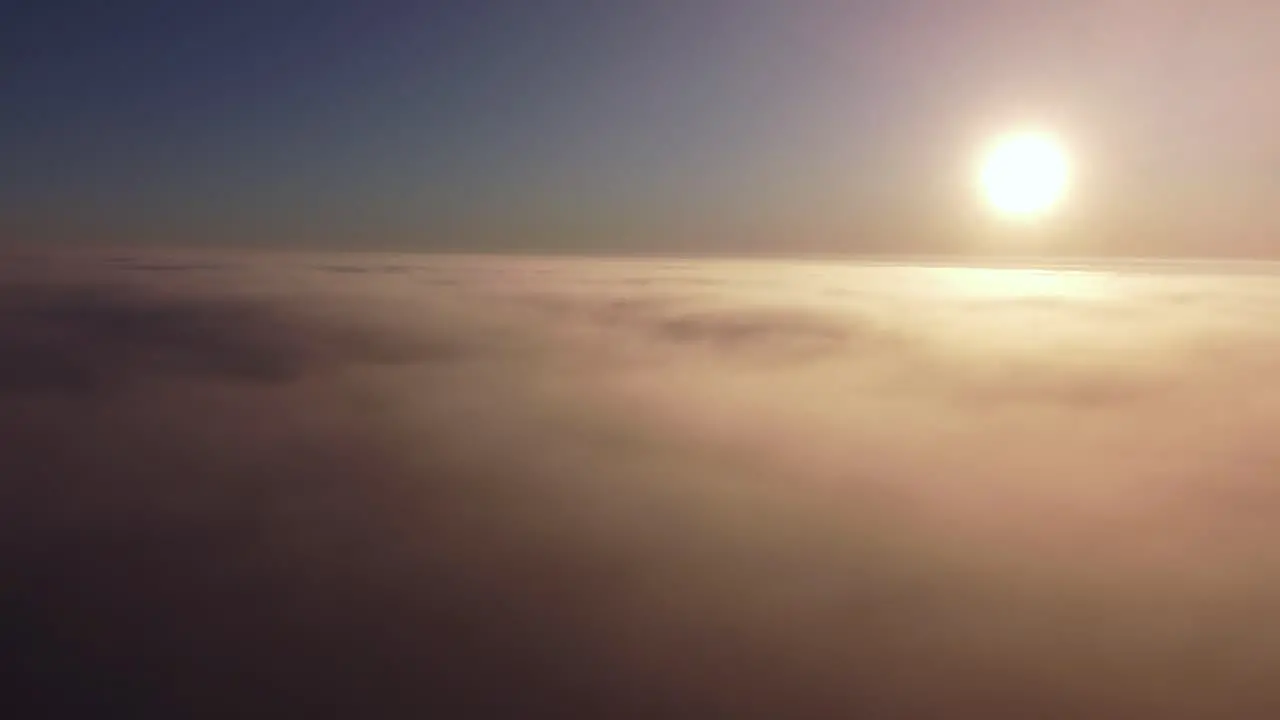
4 1 1280 255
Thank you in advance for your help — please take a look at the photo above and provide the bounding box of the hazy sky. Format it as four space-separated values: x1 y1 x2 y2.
4 1 1279 254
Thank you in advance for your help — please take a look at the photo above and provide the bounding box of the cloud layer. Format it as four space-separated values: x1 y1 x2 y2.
7 250 1280 717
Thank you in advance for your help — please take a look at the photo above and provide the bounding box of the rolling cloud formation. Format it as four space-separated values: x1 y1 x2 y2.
6 250 1280 717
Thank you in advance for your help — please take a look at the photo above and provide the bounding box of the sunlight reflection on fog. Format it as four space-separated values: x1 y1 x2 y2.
927 267 1116 300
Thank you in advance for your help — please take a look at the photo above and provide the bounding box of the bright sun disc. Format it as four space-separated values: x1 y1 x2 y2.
979 132 1070 217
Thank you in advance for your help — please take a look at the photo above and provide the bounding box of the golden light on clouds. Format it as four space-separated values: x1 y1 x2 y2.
933 267 1113 300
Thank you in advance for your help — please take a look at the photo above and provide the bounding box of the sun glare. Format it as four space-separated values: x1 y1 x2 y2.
978 132 1070 217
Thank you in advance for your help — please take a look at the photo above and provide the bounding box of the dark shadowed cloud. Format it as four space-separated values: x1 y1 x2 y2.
7 251 1280 717
0 283 470 392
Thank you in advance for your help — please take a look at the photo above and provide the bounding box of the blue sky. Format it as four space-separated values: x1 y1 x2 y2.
4 1 1278 254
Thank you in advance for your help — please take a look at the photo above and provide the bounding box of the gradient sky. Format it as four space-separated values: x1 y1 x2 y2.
4 1 1279 255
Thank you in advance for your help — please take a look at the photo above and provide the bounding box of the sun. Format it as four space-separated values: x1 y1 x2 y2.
978 131 1070 217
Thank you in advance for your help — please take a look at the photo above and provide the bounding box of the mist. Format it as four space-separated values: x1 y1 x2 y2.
7 249 1280 717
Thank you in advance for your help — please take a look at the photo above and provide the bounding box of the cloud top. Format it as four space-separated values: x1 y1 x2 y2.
7 251 1280 717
